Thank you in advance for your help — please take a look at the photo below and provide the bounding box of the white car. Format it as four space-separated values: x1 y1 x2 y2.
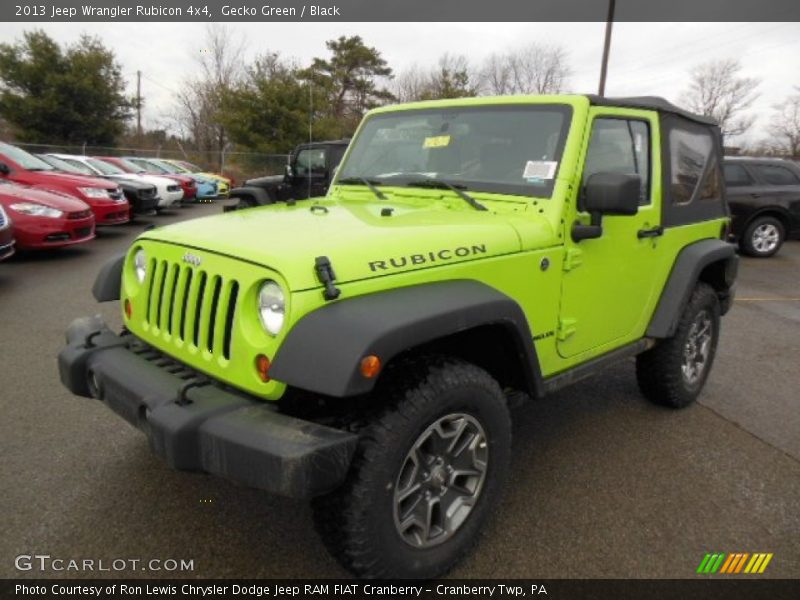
47 154 184 209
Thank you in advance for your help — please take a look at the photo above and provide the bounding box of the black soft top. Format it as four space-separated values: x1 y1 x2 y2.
585 95 717 126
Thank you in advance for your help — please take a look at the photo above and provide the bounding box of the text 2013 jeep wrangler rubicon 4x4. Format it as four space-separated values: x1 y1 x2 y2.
59 95 738 579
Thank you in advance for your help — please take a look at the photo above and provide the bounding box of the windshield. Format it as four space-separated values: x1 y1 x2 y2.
128 158 169 173
168 161 191 173
36 154 89 175
0 142 55 171
150 159 179 173
337 104 572 198
112 158 146 173
87 158 124 175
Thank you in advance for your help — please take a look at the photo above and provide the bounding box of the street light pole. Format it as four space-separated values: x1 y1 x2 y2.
598 0 616 97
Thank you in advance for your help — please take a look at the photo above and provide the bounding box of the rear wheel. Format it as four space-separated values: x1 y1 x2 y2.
740 216 785 257
636 283 720 408
312 357 511 579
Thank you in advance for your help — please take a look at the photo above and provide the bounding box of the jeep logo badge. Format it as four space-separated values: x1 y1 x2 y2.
182 252 202 267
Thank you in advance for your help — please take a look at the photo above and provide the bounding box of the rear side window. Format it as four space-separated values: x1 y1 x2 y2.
584 118 650 205
669 127 723 205
752 164 800 186
723 163 754 187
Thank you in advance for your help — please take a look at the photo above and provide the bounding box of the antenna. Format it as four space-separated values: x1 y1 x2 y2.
308 76 313 200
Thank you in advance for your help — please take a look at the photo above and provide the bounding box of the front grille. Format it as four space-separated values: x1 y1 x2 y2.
0 208 6 228
68 209 92 220
144 260 239 360
74 227 92 239
140 187 156 199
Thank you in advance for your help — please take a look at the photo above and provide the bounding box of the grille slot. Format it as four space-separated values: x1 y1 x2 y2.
142 260 239 361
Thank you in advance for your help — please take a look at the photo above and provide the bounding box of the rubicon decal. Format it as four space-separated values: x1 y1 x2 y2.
696 552 773 574
368 244 488 272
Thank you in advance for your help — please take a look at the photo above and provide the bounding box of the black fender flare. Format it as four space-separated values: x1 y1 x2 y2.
646 239 738 338
228 185 276 207
92 252 126 302
270 280 544 398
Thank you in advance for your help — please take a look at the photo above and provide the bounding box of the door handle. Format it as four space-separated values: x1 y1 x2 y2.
637 226 664 239
750 193 762 198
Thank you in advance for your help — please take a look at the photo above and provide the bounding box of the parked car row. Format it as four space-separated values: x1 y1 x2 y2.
0 141 231 254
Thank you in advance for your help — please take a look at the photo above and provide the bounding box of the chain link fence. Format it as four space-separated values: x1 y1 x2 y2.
12 142 290 184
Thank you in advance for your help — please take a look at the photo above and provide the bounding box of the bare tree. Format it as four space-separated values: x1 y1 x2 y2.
392 55 477 101
682 58 760 138
768 88 800 157
480 43 571 95
175 25 244 168
391 65 430 103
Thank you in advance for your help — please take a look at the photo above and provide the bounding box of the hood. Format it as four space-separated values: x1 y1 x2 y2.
245 174 283 187
141 196 540 291
0 182 90 211
115 172 181 189
106 175 151 191
23 170 118 190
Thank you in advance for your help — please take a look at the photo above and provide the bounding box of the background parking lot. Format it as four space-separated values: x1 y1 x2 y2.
1 203 798 578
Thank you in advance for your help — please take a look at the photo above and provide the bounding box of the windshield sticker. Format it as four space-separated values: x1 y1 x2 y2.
423 135 451 149
523 160 558 180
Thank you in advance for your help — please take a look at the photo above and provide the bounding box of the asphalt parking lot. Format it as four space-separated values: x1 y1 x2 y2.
1 202 798 579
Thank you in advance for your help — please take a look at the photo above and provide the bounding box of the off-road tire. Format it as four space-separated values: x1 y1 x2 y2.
740 215 785 258
312 357 511 579
636 283 720 408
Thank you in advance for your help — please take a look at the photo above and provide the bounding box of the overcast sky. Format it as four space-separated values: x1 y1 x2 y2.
1 21 798 145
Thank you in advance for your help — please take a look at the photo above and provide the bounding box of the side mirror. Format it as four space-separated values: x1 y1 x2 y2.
572 172 641 242
0 162 10 175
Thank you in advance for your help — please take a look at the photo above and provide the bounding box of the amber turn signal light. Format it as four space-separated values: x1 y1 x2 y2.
124 299 132 319
255 354 271 382
360 355 381 379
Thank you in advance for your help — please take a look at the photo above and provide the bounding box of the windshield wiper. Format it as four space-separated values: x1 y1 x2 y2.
337 176 386 200
405 177 487 211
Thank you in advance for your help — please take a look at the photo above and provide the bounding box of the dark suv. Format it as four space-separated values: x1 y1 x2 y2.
723 157 800 257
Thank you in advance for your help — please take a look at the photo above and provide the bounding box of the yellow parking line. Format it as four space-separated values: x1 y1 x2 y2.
735 298 800 302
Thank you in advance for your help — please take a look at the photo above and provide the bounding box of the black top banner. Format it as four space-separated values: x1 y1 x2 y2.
4 0 800 22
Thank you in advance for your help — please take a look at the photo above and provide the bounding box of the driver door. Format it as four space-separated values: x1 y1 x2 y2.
558 109 664 359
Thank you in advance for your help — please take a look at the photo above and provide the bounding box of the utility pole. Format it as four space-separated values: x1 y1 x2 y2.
136 70 142 142
598 0 616 97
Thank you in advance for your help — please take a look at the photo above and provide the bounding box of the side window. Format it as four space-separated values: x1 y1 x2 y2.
723 163 754 187
669 127 722 205
752 164 800 186
295 149 327 176
584 118 650 205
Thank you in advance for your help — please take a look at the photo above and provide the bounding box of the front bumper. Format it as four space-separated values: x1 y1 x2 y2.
132 194 159 214
57 316 358 498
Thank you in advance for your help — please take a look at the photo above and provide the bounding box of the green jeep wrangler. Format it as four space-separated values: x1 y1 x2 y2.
59 95 738 579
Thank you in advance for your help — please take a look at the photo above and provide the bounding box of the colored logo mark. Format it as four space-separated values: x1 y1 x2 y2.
696 552 773 574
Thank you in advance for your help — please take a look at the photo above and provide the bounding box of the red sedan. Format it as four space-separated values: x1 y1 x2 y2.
0 204 14 260
0 142 129 225
0 182 95 250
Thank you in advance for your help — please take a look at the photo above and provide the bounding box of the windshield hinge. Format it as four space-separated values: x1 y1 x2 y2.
563 247 583 272
557 318 577 341
315 256 341 301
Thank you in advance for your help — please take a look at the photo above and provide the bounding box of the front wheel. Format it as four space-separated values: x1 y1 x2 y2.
740 216 785 257
312 358 511 579
636 283 720 408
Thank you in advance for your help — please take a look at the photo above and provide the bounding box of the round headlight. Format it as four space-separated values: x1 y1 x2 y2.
258 280 285 336
134 249 147 283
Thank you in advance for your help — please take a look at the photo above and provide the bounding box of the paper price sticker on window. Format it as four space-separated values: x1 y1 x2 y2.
523 160 558 180
423 135 451 149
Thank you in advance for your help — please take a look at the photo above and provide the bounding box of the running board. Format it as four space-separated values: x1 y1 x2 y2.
543 339 653 395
